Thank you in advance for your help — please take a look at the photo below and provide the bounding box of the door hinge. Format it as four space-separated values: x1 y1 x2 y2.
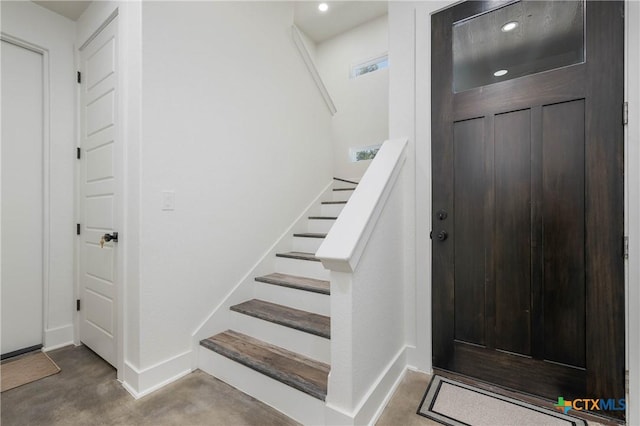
76 223 81 235
76 299 81 311
77 71 81 84
623 102 628 125
624 236 629 259
77 147 81 159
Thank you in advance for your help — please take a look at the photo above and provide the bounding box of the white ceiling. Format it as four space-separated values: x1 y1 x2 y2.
29 1 386 41
294 1 388 43
32 1 91 21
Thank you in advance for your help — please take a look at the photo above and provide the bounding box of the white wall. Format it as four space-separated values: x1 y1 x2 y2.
325 182 406 423
317 139 407 424
0 1 77 350
388 0 451 374
138 0 333 377
297 27 317 62
75 0 333 396
349 171 405 422
316 15 388 180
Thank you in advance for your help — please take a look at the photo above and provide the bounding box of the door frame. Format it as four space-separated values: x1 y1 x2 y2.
414 0 640 424
0 33 50 355
387 0 638 422
623 3 640 424
74 7 125 380
431 0 624 406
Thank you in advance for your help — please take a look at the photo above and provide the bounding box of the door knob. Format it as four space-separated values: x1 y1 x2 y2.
437 230 448 241
437 209 448 220
100 232 118 248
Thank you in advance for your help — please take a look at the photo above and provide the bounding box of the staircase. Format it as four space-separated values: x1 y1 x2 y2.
198 178 357 424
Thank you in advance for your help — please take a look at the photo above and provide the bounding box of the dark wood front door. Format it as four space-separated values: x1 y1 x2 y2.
431 0 625 418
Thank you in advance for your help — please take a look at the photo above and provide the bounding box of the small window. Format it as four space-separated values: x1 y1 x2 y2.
350 144 381 162
452 1 585 92
350 54 388 79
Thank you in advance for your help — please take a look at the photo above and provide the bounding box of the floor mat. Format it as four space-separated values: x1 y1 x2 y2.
1 351 60 392
417 375 587 426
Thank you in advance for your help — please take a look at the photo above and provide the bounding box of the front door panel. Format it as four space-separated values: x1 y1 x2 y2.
432 1 624 418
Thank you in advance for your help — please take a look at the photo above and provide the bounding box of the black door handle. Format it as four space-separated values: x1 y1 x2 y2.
99 232 118 248
103 232 118 243
437 231 448 241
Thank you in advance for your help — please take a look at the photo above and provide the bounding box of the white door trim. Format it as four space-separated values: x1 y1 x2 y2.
1 33 50 352
79 9 119 52
624 1 639 423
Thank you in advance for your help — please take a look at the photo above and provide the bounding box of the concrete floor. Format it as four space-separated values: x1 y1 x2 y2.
376 370 439 426
1 345 434 426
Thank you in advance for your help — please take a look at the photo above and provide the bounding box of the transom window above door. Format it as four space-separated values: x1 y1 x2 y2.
452 1 585 92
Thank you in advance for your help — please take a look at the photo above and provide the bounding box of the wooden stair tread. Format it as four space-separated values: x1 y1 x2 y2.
333 177 359 185
200 330 329 401
308 216 337 220
321 201 347 205
255 273 330 295
230 299 330 338
275 251 320 262
293 232 326 239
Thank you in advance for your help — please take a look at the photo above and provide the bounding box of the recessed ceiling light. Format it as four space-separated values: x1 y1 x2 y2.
494 69 508 77
501 21 519 32
318 3 329 12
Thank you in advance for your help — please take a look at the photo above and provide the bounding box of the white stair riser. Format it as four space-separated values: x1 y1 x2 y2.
292 236 324 253
321 203 345 217
198 347 326 425
332 182 357 189
331 190 354 202
307 219 335 234
275 257 330 280
254 282 329 316
228 311 330 363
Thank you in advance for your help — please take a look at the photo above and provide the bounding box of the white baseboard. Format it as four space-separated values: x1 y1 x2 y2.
122 350 192 399
43 324 74 351
406 344 432 374
326 345 408 425
355 345 408 425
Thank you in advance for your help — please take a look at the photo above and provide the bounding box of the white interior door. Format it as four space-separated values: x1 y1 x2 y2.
1 40 44 356
79 17 119 366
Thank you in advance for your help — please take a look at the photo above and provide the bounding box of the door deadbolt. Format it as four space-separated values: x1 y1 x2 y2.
437 209 448 220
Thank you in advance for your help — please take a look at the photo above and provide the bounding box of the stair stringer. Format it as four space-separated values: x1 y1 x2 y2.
190 180 333 369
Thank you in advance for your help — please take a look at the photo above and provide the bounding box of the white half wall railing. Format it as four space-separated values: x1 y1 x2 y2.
291 25 337 116
316 138 409 425
316 138 407 272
